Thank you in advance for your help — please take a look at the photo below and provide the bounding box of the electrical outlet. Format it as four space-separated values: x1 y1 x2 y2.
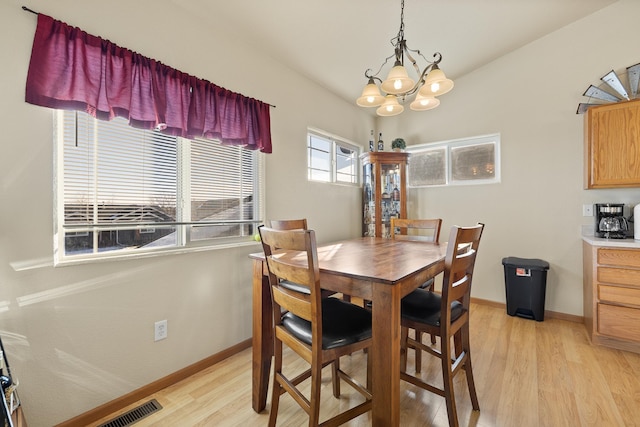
154 320 167 341
583 204 594 217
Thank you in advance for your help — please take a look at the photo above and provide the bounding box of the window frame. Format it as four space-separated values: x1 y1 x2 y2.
407 133 500 187
54 110 264 266
307 128 360 185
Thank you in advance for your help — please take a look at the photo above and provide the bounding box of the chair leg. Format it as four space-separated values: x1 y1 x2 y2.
415 330 422 373
332 358 341 398
268 341 283 427
461 325 480 410
309 357 323 426
441 333 459 427
400 326 409 372
366 350 372 392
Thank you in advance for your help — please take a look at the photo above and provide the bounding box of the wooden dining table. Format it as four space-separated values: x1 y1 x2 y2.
250 236 448 426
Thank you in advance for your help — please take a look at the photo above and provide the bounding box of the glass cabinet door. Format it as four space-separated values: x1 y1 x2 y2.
380 162 402 238
363 162 376 236
361 152 408 238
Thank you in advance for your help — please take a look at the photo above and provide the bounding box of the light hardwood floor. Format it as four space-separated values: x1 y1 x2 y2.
88 303 640 427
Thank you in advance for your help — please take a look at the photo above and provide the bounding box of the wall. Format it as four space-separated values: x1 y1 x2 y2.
381 0 640 316
0 1 371 425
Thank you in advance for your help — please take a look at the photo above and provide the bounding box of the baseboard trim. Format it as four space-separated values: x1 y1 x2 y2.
55 338 252 427
471 297 583 323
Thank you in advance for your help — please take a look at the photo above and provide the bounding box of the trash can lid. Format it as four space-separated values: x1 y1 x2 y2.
501 257 550 271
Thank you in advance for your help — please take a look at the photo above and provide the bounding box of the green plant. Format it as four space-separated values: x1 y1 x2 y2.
391 138 406 150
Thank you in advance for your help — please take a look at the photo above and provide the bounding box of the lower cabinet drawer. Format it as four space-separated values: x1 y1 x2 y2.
598 266 640 286
599 284 640 306
598 248 640 268
598 303 640 342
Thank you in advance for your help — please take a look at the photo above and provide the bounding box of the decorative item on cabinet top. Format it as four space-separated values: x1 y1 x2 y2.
391 138 406 152
577 61 640 114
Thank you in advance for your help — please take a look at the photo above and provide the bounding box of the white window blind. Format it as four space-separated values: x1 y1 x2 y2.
56 110 262 263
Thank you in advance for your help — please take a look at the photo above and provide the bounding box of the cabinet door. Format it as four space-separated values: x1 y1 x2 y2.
360 152 408 237
379 161 403 238
585 99 640 188
598 303 640 342
362 162 376 237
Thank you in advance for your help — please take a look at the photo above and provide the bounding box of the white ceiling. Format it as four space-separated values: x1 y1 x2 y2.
170 0 617 107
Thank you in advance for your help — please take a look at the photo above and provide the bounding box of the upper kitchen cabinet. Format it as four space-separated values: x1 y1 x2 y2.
585 99 640 188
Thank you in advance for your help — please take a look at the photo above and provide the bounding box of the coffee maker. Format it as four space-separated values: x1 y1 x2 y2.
595 203 628 239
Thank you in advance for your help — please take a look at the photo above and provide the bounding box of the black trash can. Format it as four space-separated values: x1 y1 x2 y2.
501 257 550 321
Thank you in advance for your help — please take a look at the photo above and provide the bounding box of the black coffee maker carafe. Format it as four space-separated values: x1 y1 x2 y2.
595 203 628 239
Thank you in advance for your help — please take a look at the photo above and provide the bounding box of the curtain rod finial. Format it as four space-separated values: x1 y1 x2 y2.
22 6 39 15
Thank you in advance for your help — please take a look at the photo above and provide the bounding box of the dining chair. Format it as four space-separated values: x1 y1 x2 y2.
390 217 443 371
399 223 484 427
258 226 373 427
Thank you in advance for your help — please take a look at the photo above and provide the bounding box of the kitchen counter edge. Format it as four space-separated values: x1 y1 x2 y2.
582 233 640 248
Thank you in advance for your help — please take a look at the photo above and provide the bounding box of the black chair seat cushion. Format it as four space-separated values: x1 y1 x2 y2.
401 288 465 327
282 298 372 350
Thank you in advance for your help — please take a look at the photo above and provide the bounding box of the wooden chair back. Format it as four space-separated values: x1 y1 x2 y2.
391 218 443 243
441 223 484 324
268 218 308 231
259 226 321 327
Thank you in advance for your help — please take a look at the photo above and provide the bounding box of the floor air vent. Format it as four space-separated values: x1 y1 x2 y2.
98 399 162 427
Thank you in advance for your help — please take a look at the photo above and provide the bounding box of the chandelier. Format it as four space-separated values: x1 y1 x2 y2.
356 0 454 116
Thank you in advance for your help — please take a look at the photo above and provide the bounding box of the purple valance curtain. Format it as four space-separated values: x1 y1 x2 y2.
25 14 272 153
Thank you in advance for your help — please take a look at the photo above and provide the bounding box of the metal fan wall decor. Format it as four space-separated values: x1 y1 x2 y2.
577 62 640 114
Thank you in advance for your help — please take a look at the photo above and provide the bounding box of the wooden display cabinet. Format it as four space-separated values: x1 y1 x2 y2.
361 151 409 238
585 98 640 188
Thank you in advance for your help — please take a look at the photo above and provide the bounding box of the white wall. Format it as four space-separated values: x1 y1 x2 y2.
380 0 640 316
0 1 371 425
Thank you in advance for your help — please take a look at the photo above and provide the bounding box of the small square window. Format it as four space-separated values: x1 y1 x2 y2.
307 129 360 185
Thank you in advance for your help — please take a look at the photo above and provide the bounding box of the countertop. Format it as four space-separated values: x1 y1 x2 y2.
581 231 640 248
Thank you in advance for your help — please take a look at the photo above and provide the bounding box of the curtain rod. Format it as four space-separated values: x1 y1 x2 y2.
22 6 38 14
20 5 276 108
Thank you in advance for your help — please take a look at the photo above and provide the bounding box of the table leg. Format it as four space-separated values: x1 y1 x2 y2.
371 282 402 426
252 259 273 412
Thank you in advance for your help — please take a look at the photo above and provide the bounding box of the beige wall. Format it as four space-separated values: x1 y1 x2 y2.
380 0 640 316
2 0 640 425
0 1 371 425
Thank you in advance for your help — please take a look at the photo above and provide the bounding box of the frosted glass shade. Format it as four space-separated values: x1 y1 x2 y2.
376 95 404 116
420 66 454 97
410 93 440 111
356 78 385 107
381 63 415 94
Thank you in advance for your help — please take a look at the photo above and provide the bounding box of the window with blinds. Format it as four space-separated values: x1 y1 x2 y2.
55 110 262 263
